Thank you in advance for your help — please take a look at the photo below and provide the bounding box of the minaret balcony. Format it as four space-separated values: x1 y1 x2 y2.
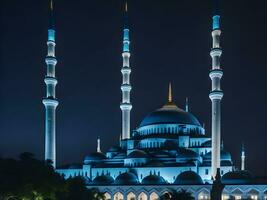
121 84 132 92
210 48 222 57
209 69 223 79
122 52 130 57
45 77 58 85
120 103 132 110
209 91 223 100
42 98 59 107
45 57 57 65
121 67 131 74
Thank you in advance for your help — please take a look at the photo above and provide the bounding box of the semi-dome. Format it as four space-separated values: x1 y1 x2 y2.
142 174 167 185
139 103 201 127
176 148 200 160
115 172 139 185
84 152 106 161
174 171 203 185
93 175 114 185
203 150 231 161
222 170 253 184
127 150 148 158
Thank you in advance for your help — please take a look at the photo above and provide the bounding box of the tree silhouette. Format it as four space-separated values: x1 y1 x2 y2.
0 153 104 200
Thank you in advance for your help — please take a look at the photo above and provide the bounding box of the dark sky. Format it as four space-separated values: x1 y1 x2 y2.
1 0 267 176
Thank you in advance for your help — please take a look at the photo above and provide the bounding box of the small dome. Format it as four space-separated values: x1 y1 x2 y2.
203 150 231 161
107 146 121 152
115 172 139 185
174 171 203 185
127 150 148 158
222 170 253 184
93 175 114 185
142 174 167 185
176 148 199 159
84 152 106 161
139 103 201 127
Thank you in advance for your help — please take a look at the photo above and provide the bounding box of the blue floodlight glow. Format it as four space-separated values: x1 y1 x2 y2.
48 29 55 41
212 15 220 30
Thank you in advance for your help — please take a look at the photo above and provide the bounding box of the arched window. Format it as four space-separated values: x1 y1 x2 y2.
114 192 124 200
138 192 148 200
127 192 136 200
150 192 159 200
104 192 111 200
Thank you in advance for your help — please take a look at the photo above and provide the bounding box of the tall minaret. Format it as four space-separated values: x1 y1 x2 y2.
97 137 101 153
241 143 245 170
42 0 59 168
120 1 132 140
209 0 224 178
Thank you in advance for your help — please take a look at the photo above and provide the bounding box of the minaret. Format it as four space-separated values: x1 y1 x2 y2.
209 0 224 178
185 97 189 112
42 0 58 168
97 137 101 153
168 83 172 103
241 143 245 170
120 1 132 140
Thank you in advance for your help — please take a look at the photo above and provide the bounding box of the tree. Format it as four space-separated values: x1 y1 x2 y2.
0 153 105 200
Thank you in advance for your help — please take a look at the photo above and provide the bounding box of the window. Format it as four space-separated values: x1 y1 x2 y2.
234 196 241 200
250 195 258 200
205 169 209 175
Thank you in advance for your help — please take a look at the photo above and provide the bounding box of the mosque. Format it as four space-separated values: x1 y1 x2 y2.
42 0 267 199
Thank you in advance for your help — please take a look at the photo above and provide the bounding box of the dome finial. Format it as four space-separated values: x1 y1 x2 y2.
125 1 128 12
168 82 172 103
50 0 53 11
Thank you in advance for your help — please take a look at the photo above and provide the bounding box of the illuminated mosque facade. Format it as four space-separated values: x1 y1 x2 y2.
42 1 267 199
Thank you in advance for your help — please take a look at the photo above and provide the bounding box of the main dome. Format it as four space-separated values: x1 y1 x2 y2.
140 103 201 127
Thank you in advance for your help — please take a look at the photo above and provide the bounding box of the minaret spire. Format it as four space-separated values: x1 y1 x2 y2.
241 142 245 170
185 97 189 112
168 83 172 103
209 0 223 178
43 0 59 168
97 137 101 153
120 1 132 140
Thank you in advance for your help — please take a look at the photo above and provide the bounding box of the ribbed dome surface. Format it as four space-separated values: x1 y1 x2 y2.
93 175 114 185
222 171 253 184
142 174 167 185
176 148 199 159
115 172 139 185
174 171 203 185
139 103 201 127
127 150 148 158
84 152 106 161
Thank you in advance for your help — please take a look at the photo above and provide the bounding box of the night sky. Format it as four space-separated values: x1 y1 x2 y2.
1 0 267 176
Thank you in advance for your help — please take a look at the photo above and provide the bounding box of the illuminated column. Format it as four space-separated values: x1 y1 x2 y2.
97 137 101 153
241 143 245 170
42 0 58 168
120 2 132 140
209 13 223 178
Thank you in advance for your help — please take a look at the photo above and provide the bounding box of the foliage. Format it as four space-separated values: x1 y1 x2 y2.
0 153 105 200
